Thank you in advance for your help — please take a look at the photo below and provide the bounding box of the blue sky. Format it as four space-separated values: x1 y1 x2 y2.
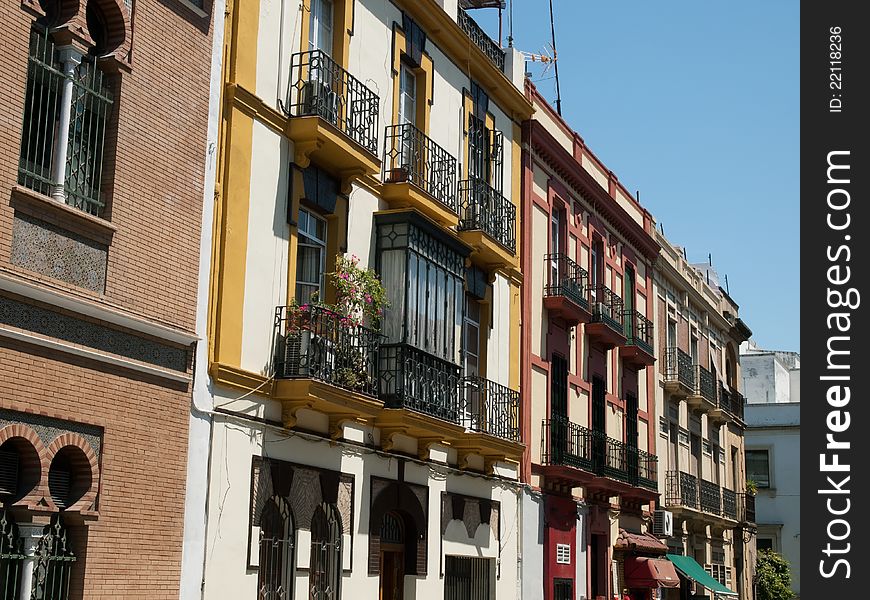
474 1 799 352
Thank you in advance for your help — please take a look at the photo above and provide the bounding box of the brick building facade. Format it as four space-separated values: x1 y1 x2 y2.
0 0 214 597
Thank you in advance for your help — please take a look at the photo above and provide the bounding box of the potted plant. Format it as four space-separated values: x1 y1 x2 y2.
746 479 758 495
282 254 388 393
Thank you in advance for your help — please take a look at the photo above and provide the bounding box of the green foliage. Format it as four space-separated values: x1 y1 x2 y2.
756 549 794 600
746 480 758 495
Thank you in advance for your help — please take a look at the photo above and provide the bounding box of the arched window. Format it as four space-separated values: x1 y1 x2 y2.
309 503 342 600
258 497 294 600
18 1 115 216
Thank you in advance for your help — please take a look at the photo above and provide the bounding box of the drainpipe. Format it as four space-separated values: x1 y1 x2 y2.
17 523 45 600
50 47 83 204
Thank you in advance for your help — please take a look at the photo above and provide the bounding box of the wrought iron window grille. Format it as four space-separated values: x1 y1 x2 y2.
18 26 114 217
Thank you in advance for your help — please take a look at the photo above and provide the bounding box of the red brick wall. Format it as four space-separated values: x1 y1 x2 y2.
0 0 214 597
0 1 213 331
0 341 192 599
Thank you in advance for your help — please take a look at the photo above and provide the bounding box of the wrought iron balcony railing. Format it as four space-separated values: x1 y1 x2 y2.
274 305 383 397
720 387 745 421
457 8 506 71
544 253 589 309
383 123 458 212
699 478 722 514
718 382 745 421
722 487 738 520
541 419 658 491
458 177 516 252
460 376 520 442
589 285 625 333
664 347 694 390
666 470 699 509
694 364 717 404
541 418 595 471
624 310 654 356
738 492 756 524
287 50 380 154
379 343 461 423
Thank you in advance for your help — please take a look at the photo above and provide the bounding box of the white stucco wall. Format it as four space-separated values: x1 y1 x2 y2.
745 402 800 596
742 352 793 404
202 393 523 600
240 122 291 374
521 488 545 600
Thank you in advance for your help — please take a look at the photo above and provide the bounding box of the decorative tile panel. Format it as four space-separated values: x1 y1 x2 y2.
0 295 190 372
11 213 107 293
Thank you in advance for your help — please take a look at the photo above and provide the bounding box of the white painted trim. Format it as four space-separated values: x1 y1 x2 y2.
0 324 191 383
0 271 198 345
180 0 226 595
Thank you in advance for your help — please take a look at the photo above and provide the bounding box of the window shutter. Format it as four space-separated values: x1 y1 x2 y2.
367 532 381 575
0 450 19 496
48 467 71 508
317 168 338 213
402 14 427 67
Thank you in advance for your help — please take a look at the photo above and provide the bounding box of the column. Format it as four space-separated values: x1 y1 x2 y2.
50 46 84 204
17 523 45 600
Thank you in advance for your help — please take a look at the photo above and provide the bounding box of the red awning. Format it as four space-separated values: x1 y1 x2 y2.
624 556 681 589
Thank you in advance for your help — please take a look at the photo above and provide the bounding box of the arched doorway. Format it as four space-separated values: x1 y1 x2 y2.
379 511 405 600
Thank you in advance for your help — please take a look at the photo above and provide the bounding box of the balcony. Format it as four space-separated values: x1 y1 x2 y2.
382 123 458 226
722 488 737 520
738 492 756 524
713 383 746 424
459 376 521 442
273 305 385 422
663 347 694 396
539 419 658 499
622 310 655 368
379 343 461 422
287 50 380 174
686 364 717 413
457 8 506 71
458 177 516 266
665 470 699 509
699 478 722 514
665 471 738 524
586 286 626 348
543 253 591 326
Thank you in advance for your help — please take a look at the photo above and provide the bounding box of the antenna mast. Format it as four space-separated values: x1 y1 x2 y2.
548 0 562 115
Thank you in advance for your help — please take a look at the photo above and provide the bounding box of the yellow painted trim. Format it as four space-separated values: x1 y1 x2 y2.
209 0 261 370
231 0 261 91
391 25 434 132
210 362 274 396
228 83 289 134
299 0 310 53
300 0 352 65
392 0 534 121
462 91 473 179
509 278 520 391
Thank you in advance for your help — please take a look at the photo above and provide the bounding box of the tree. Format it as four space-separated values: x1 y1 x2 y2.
755 549 795 600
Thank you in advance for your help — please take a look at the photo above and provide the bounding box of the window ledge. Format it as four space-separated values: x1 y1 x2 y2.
11 185 116 246
176 0 208 18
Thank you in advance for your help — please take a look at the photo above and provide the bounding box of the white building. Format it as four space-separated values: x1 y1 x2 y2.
180 1 534 599
742 343 800 598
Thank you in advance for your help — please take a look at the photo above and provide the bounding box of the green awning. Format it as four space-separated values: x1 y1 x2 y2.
666 554 737 596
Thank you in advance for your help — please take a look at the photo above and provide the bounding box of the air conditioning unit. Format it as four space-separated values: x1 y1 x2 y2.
652 509 674 537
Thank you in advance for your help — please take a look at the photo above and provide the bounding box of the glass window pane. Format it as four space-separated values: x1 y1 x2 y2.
746 450 770 487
